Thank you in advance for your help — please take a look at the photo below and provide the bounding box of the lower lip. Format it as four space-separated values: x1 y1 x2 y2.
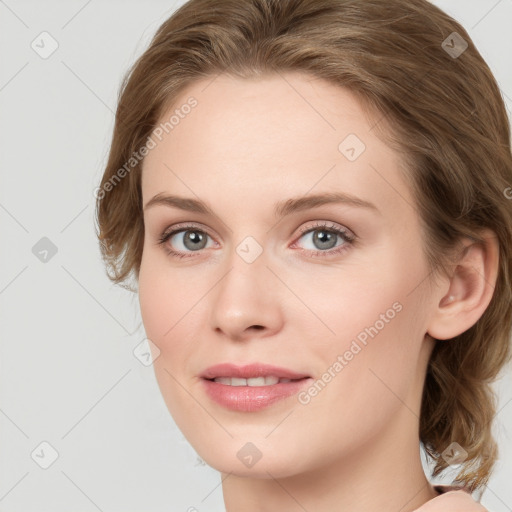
201 377 312 412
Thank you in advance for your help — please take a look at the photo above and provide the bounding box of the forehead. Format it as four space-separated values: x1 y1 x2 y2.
141 72 413 221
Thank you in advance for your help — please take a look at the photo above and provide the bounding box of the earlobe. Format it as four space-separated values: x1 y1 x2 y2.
426 231 499 341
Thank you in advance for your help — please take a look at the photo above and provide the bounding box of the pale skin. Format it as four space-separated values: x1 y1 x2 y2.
138 72 499 512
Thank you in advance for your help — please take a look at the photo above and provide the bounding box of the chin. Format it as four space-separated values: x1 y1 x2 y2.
184 432 315 479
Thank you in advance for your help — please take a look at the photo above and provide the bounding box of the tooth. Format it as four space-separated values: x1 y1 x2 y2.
211 376 296 386
247 377 266 386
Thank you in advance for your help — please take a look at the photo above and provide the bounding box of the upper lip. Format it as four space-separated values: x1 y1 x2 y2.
200 363 310 380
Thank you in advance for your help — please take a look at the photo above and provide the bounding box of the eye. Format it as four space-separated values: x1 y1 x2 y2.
292 221 356 258
157 223 215 259
157 221 356 260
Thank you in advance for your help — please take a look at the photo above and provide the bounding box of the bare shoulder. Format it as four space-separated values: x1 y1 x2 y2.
413 488 489 512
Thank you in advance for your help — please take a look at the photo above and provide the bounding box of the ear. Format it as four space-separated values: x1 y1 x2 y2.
426 229 499 341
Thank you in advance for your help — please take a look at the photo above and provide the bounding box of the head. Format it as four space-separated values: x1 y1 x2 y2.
95 0 512 493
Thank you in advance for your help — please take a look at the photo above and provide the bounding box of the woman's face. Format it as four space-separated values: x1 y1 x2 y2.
138 72 439 477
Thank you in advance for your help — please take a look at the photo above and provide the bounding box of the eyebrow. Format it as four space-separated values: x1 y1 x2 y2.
143 191 379 218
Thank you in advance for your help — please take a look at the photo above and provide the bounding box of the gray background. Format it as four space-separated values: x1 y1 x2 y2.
0 1 511 511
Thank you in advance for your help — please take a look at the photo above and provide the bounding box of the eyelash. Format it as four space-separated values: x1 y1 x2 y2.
157 221 356 260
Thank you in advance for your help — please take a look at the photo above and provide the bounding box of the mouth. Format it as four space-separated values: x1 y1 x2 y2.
199 363 312 412
204 375 308 386
200 362 311 382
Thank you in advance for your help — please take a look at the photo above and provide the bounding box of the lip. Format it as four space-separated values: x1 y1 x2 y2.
200 363 312 412
200 363 310 380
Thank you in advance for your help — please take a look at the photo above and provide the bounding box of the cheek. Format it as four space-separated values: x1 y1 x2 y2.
284 259 405 347
138 264 168 340
138 251 206 365
320 284 428 419
303 248 427 380
138 259 190 408
137 248 186 348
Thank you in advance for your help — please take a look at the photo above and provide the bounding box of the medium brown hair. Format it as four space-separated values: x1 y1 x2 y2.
95 0 512 493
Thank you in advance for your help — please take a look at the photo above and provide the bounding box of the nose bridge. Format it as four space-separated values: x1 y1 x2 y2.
234 234 265 268
208 232 282 338
219 233 268 299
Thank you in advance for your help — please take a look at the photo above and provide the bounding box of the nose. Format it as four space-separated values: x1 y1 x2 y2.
208 243 284 342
